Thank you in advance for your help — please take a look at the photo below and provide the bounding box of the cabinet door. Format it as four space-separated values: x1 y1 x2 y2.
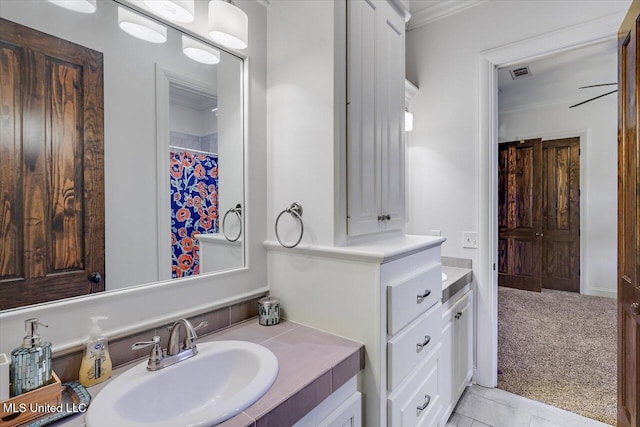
454 291 474 397
439 312 455 421
377 0 405 232
347 0 406 236
318 392 362 427
347 0 381 236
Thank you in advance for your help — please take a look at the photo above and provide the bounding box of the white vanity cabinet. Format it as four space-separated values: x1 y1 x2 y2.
440 289 474 424
347 0 406 236
268 236 445 427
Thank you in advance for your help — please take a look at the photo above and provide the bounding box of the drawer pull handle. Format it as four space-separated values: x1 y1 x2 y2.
417 394 431 413
455 311 463 320
416 335 431 353
416 289 431 303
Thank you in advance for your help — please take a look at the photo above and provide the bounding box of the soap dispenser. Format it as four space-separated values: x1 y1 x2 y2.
10 318 52 396
79 316 112 387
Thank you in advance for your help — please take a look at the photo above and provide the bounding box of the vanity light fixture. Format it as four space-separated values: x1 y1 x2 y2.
405 109 414 132
144 0 195 23
182 35 220 65
118 7 167 44
47 0 97 14
208 0 248 50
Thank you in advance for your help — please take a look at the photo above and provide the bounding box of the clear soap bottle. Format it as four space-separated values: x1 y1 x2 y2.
10 318 52 396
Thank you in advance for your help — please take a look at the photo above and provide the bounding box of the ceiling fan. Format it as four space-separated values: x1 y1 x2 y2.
569 83 618 108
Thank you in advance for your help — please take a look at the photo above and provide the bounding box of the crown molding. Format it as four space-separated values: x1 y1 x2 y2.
407 0 488 31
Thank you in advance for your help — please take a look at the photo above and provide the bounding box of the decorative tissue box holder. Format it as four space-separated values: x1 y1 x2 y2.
0 371 62 427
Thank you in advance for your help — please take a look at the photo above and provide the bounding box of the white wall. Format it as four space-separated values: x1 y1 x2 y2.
266 0 338 246
170 103 218 137
498 48 617 298
0 0 267 356
405 0 629 275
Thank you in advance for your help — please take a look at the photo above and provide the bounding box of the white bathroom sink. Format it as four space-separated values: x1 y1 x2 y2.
86 341 278 427
442 272 448 282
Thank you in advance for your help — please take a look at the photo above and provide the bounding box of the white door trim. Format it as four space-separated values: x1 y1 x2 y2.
475 11 625 388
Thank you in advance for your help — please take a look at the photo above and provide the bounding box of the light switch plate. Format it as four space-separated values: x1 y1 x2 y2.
462 231 478 249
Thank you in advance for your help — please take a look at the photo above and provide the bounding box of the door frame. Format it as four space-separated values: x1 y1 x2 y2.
475 12 625 387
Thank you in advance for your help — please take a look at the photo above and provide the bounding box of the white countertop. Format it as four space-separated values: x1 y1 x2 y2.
265 234 446 263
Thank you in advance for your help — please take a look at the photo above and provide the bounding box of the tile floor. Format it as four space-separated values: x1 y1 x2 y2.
445 385 612 427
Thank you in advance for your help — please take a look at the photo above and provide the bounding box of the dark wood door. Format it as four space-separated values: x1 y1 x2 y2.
498 139 543 292
0 19 104 310
618 2 640 425
541 138 580 293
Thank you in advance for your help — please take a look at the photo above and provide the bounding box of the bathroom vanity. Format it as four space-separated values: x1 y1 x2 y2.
267 235 447 427
54 319 364 427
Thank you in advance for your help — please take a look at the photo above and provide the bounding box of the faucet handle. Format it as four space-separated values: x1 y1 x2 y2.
192 321 208 338
132 335 161 350
132 335 164 368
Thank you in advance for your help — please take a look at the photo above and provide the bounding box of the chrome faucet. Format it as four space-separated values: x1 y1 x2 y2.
132 319 208 371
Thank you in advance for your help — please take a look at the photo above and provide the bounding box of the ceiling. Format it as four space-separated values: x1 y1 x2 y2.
497 40 618 112
408 0 487 29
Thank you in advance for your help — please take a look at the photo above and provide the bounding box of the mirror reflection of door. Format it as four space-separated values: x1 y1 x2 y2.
168 84 218 278
0 19 105 310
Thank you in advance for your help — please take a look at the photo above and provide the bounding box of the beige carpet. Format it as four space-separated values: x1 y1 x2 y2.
497 286 617 425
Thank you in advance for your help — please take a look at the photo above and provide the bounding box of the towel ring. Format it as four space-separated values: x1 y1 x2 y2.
275 203 304 248
222 203 242 242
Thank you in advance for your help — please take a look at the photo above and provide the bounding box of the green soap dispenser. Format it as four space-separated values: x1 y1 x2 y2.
10 318 52 396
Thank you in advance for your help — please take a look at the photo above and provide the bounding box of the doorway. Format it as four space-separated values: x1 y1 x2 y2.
498 137 581 293
492 40 618 424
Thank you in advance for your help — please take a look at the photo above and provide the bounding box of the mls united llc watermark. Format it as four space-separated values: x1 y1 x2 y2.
3 402 88 414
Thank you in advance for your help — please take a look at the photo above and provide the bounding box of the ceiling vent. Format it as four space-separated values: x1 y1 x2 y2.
509 66 532 80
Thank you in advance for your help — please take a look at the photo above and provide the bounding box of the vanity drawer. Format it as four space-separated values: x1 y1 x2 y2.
387 302 441 391
388 343 442 427
387 263 442 335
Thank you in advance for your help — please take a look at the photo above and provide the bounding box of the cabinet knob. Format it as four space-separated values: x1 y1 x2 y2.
455 311 463 320
632 302 640 315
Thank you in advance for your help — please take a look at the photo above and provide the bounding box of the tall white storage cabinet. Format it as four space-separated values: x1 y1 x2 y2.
267 236 445 427
347 0 406 236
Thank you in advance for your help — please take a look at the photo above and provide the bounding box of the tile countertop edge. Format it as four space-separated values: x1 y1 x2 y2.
442 266 473 303
52 319 364 427
264 234 446 264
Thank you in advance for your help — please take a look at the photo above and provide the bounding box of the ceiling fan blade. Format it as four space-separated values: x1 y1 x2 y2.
569 89 618 108
578 83 618 89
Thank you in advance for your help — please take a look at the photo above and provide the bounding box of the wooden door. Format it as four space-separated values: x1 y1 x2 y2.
0 19 104 310
618 2 640 425
498 139 543 292
541 138 580 293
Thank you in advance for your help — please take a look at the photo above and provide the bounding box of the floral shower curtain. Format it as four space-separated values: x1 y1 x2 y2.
169 150 218 278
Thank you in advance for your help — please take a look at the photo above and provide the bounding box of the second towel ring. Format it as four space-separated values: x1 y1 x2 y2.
275 203 304 248
222 203 242 242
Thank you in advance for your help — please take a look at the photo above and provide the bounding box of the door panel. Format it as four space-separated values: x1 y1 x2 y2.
618 2 640 425
498 139 542 292
0 19 104 310
0 42 23 281
541 138 580 292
